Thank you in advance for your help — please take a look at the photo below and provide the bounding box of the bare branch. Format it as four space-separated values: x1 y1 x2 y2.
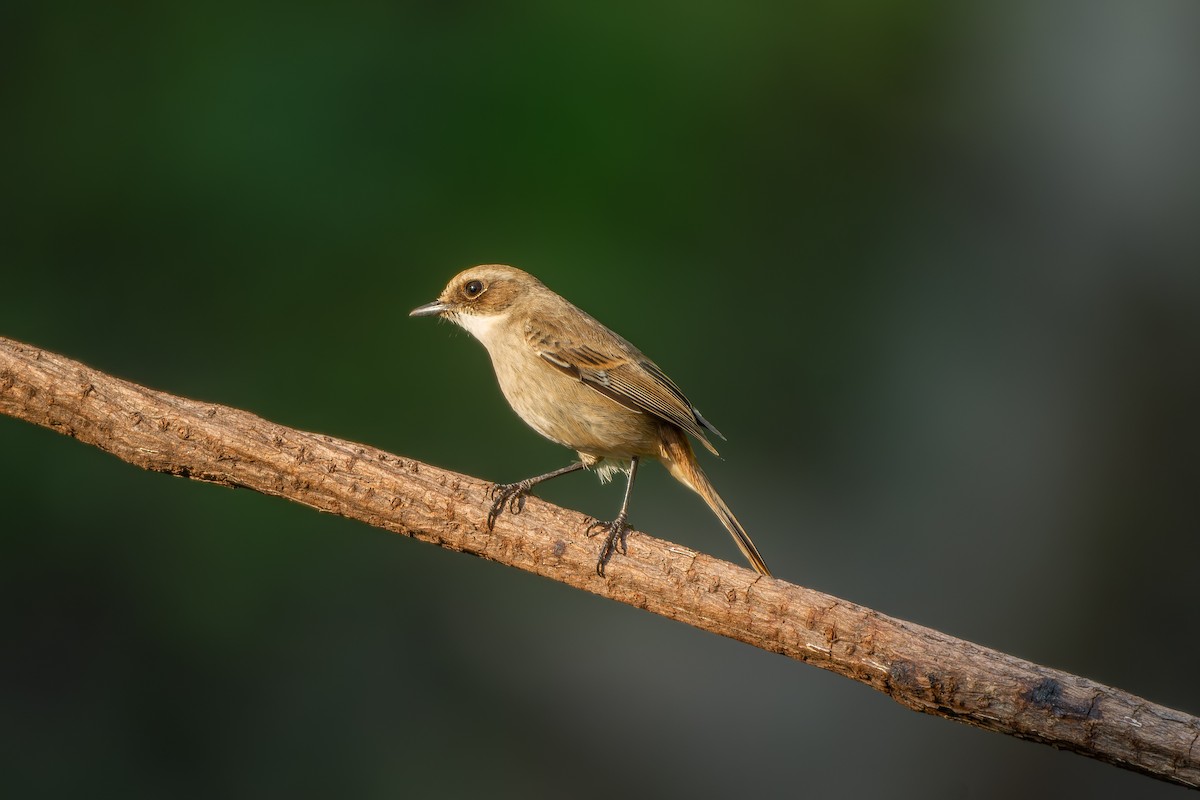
1 335 1197 788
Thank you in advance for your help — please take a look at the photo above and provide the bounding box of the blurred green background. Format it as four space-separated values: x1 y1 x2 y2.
3 1 1199 797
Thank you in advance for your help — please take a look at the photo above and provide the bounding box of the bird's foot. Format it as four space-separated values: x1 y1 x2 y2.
487 481 532 530
586 512 631 577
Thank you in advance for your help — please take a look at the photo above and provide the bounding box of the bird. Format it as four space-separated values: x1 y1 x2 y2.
410 264 771 577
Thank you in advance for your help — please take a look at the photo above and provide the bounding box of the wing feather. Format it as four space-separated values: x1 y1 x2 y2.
526 316 721 455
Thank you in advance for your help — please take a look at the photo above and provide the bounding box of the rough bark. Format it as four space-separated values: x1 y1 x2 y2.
1 335 1197 788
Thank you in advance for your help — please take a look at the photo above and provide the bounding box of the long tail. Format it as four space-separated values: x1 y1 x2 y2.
658 425 772 576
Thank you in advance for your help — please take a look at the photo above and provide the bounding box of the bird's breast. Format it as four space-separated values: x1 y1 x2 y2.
486 343 660 459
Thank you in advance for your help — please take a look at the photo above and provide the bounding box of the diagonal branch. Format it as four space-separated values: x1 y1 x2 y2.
1 335 1197 788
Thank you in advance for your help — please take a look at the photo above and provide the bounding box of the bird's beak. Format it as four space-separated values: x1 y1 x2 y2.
409 301 451 318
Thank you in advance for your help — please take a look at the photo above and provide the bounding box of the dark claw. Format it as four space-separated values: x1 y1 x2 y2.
587 514 631 576
488 482 530 530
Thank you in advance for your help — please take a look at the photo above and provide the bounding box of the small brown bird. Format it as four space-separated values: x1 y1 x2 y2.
410 265 771 577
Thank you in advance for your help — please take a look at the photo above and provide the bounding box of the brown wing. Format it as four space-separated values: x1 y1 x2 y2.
525 315 723 455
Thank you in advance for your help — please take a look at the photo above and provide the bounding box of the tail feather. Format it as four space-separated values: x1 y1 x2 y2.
658 426 772 577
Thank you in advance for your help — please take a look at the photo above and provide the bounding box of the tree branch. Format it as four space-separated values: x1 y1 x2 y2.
1 335 1197 788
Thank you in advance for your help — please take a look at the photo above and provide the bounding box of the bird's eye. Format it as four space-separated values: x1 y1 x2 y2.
463 279 484 299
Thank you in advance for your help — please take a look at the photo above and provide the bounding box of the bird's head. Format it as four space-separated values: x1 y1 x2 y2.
410 264 543 342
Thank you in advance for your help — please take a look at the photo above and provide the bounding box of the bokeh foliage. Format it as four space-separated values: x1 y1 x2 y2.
3 2 1198 797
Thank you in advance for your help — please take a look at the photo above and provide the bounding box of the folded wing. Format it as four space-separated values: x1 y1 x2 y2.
527 317 723 455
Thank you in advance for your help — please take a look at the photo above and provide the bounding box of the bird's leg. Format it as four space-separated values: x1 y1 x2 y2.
587 457 640 576
487 461 586 530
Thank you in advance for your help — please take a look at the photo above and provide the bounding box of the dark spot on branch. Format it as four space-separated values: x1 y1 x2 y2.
1027 678 1059 704
889 659 918 692
1023 678 1099 720
927 671 956 704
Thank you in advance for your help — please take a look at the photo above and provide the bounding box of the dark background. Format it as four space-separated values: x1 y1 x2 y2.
3 2 1199 797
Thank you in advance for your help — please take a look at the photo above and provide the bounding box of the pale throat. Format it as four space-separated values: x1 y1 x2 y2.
452 310 508 348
